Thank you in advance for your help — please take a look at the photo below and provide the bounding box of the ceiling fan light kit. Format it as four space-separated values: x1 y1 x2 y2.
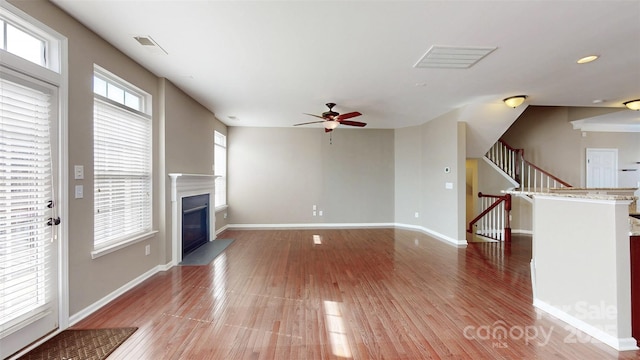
293 102 367 132
324 120 340 130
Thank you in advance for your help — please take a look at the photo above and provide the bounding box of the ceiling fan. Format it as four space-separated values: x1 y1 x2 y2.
293 103 366 132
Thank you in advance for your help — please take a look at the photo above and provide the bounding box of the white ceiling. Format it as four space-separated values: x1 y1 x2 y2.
51 0 640 129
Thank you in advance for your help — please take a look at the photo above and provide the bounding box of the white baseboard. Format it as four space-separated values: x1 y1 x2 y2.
68 264 166 326
533 298 639 351
216 224 230 235
227 222 396 230
513 229 533 235
226 222 467 247
393 223 468 247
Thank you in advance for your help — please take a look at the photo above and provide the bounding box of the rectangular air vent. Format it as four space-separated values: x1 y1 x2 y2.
413 45 496 69
133 35 168 55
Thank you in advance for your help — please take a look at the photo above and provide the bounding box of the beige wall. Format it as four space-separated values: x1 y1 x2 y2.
227 127 394 225
395 110 467 243
161 79 227 263
10 0 225 317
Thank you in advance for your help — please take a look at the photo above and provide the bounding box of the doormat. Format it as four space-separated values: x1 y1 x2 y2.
180 238 234 266
18 327 137 360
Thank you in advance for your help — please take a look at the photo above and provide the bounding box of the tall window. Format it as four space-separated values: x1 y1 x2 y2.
93 66 152 251
214 131 227 209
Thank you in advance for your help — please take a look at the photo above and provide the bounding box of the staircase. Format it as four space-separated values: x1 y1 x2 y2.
486 140 572 193
468 139 572 242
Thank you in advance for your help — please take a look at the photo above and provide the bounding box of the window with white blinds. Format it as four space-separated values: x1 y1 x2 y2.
214 131 227 209
0 77 54 332
93 71 152 250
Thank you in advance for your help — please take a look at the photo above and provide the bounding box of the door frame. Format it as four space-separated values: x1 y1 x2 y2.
0 1 69 357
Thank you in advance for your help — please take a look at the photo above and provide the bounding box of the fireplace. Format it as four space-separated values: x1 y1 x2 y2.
169 173 217 265
182 193 209 257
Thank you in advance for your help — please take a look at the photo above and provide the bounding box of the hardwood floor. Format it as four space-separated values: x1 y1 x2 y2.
74 229 640 359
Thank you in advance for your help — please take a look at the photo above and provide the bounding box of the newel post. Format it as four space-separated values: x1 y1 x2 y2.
504 194 512 243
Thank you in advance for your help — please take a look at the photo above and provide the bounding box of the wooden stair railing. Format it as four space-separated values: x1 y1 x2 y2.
486 139 572 192
467 192 511 242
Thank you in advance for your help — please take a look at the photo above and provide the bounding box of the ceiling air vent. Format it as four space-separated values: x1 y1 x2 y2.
133 35 168 55
413 45 496 69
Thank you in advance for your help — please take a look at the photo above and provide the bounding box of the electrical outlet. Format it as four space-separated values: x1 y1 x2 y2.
223 212 227 219
319 210 323 216
313 211 317 216
414 212 419 218
313 205 317 210
74 165 84 180
145 244 150 256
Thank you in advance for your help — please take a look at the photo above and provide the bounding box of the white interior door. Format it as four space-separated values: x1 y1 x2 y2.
0 69 60 358
586 148 618 188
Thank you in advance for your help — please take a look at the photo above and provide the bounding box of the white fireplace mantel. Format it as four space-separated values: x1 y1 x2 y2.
168 173 218 266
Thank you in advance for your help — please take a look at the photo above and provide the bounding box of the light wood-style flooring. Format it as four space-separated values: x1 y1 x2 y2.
74 229 640 359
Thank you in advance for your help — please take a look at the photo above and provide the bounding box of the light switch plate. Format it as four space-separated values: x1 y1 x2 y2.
75 185 83 198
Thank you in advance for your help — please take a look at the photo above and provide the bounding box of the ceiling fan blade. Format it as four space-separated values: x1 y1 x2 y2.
337 111 362 120
303 113 326 119
339 120 367 127
293 120 325 126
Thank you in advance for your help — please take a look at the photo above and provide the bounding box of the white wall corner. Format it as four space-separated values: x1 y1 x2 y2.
533 298 639 351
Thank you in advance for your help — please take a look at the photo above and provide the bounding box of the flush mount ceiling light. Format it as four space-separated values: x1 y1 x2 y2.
503 95 527 108
624 99 640 110
576 55 599 64
324 120 340 130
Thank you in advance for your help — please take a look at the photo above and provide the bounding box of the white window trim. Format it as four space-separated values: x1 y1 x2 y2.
215 204 228 213
90 230 158 259
214 131 227 209
94 64 151 115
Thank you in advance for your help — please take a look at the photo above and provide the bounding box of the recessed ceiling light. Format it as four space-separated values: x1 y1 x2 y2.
577 55 599 64
592 99 605 104
227 115 238 121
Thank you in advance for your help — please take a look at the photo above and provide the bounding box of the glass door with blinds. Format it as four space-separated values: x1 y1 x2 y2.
0 68 60 358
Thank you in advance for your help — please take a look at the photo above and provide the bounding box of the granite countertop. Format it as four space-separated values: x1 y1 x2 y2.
501 188 640 235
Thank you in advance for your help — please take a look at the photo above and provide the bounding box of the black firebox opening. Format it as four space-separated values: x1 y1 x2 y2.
182 194 209 257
